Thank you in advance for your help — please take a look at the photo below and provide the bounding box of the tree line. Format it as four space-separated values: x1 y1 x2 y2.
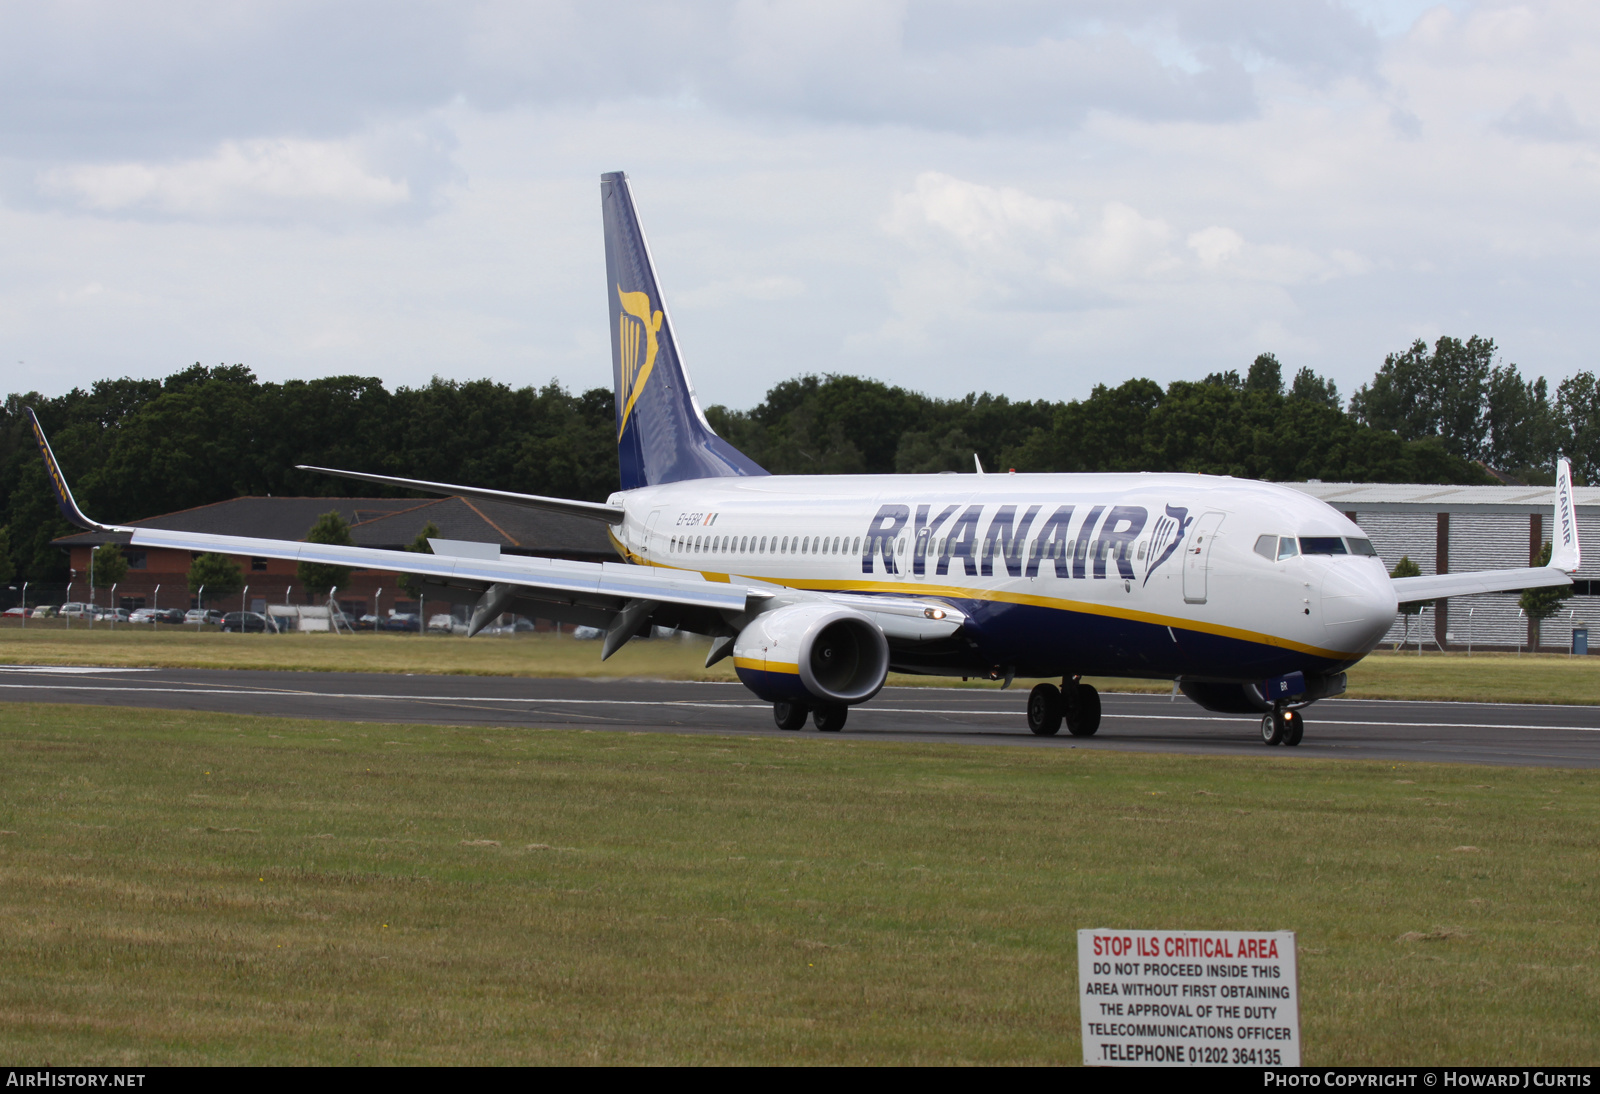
2 336 1592 584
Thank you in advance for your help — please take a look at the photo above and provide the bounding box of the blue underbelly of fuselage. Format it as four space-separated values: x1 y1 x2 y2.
883 596 1354 683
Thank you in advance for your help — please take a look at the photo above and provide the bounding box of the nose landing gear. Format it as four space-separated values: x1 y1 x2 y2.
1260 706 1304 747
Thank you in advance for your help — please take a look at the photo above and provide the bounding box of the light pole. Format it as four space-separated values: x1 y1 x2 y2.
66 571 74 629
109 582 117 628
1466 607 1473 657
240 585 249 632
196 585 205 629
19 582 26 629
88 549 94 629
375 588 382 633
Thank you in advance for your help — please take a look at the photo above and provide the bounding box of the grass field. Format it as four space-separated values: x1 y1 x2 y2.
0 702 1595 1065
4 625 1600 705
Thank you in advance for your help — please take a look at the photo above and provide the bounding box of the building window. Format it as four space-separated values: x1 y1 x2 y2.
251 557 269 572
125 551 147 570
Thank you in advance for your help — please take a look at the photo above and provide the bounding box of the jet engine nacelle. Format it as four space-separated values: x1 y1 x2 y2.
732 603 890 705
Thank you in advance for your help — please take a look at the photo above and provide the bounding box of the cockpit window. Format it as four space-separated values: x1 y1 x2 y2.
1345 537 1378 557
1253 535 1277 560
1276 536 1299 560
1299 536 1348 555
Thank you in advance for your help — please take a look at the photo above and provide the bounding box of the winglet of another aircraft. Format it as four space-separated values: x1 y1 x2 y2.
1549 457 1581 573
25 408 121 533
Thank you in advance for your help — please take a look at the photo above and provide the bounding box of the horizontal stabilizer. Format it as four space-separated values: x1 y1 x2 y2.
296 465 625 525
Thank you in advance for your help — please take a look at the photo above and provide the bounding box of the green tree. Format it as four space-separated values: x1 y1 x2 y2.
1348 335 1496 461
1390 555 1427 648
1389 555 1428 614
187 552 243 606
90 541 129 588
297 510 354 596
1555 371 1600 485
1288 366 1340 410
398 521 440 599
1520 541 1573 647
1245 353 1283 395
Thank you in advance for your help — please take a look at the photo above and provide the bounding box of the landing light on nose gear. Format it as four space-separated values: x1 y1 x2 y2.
1261 706 1304 747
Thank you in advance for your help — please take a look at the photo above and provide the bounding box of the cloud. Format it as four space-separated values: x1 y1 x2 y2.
676 275 806 307
39 139 410 220
1493 94 1589 143
0 0 1382 164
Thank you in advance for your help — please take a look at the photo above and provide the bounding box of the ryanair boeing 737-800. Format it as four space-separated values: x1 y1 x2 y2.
28 172 1582 745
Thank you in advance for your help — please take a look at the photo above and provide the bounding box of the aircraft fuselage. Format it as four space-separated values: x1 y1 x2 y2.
608 470 1398 684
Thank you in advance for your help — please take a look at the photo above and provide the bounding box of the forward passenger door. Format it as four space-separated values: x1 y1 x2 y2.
1183 512 1226 604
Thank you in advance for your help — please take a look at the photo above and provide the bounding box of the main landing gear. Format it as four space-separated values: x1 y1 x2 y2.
1027 677 1101 737
1260 705 1305 747
773 701 848 733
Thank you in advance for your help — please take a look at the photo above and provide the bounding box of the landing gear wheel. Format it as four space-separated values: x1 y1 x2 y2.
1281 709 1304 747
1066 683 1101 737
1261 711 1285 745
774 701 809 731
813 704 848 733
1027 683 1063 736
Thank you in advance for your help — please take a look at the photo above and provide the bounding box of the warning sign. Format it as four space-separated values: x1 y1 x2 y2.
1077 929 1300 1067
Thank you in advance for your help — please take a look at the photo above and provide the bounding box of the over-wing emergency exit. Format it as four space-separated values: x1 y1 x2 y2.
28 172 1582 746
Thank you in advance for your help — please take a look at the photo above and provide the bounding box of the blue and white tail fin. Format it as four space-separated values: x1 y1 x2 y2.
601 171 768 491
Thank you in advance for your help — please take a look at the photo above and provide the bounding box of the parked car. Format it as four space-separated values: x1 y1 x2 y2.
93 607 131 623
220 611 271 633
184 609 224 626
386 613 421 633
2 606 30 618
427 613 457 633
60 602 94 619
29 605 59 619
156 608 187 624
129 608 162 624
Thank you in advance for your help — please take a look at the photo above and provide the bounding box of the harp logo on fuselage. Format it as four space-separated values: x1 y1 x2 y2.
616 285 663 440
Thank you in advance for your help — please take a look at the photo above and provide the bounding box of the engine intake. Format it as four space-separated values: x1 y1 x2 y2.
732 604 890 705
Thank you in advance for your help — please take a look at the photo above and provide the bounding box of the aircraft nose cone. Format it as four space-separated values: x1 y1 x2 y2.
1321 560 1398 654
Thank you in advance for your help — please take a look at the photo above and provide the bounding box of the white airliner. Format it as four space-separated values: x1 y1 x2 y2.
29 171 1581 746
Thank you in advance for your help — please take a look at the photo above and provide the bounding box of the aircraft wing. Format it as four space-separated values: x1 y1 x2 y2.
1387 457 1582 603
1391 567 1571 602
126 525 755 615
26 407 755 637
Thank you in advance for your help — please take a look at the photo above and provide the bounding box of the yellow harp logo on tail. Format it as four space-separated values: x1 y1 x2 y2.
616 285 663 440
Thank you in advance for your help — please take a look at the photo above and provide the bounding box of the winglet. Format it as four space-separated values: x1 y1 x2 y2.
1550 456 1581 573
25 407 117 532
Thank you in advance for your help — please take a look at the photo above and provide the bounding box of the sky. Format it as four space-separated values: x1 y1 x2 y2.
3 0 1597 411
